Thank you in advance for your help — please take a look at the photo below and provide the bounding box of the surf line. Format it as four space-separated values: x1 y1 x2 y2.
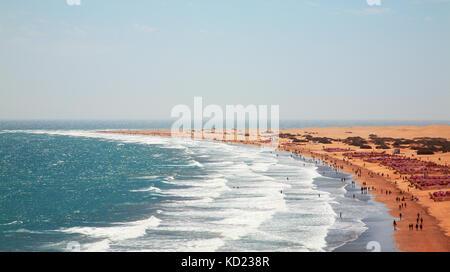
180 256 215 270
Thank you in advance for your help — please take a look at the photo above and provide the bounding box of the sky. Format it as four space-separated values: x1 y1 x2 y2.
0 0 449 120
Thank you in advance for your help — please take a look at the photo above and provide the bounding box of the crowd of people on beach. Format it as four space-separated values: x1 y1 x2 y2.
406 213 424 231
430 190 450 201
343 152 450 190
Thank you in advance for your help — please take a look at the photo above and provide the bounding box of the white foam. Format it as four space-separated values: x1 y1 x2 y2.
82 239 111 252
166 177 230 201
14 130 171 146
133 176 160 180
188 160 203 168
1 220 23 226
183 238 226 252
130 186 162 193
61 216 161 251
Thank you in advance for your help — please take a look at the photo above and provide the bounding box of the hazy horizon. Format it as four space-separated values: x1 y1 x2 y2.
1 119 449 131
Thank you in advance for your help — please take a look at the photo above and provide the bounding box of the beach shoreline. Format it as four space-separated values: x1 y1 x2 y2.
101 125 450 252
311 162 397 252
294 148 450 252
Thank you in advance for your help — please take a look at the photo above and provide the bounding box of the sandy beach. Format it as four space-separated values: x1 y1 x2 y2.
103 125 450 252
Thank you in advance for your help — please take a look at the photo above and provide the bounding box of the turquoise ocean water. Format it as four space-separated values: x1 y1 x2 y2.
1 120 444 251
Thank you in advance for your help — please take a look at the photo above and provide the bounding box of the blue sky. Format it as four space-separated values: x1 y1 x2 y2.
0 0 449 120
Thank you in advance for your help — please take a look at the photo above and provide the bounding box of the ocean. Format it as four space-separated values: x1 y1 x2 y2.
0 120 419 251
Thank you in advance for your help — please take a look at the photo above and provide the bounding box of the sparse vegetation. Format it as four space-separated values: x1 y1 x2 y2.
417 148 435 155
344 137 368 147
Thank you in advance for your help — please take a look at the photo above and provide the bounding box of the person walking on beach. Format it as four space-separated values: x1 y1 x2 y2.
393 220 397 231
399 213 402 220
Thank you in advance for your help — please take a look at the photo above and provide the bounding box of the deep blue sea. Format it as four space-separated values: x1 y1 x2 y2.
1 120 439 251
